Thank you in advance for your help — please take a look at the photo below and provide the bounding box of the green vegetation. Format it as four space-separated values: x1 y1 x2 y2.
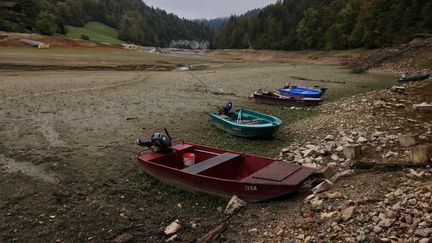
66 21 123 44
35 11 57 35
0 0 212 46
214 0 432 50
132 171 226 216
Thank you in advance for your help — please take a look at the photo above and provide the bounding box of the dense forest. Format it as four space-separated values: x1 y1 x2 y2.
0 0 213 46
196 18 228 32
214 0 432 50
2 0 432 50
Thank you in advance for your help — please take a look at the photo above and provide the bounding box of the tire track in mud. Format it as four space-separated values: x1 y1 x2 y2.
0 63 177 72
2 74 149 100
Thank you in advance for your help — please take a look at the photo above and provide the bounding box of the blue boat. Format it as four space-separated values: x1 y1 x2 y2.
279 85 324 98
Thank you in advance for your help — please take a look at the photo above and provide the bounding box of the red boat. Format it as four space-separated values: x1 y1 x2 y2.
252 90 322 106
137 142 314 202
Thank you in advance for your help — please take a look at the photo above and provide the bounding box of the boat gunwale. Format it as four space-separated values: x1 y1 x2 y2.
253 90 322 102
209 108 283 128
137 143 303 186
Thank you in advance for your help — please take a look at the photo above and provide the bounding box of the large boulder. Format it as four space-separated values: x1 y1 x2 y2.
343 144 362 160
409 144 432 163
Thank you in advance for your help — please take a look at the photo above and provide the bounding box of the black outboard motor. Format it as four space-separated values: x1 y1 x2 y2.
218 101 233 115
313 85 328 94
136 129 173 153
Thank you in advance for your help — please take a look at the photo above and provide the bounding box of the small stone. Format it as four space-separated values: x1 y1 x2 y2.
373 226 382 234
276 229 284 236
304 157 314 164
390 86 405 92
312 179 333 193
384 151 397 158
333 225 342 232
296 233 305 240
320 211 339 219
330 154 339 161
166 234 177 242
415 228 432 238
321 166 337 179
342 136 355 143
113 233 134 243
372 131 384 138
413 102 432 112
164 220 181 235
225 195 246 215
341 206 355 221
282 148 290 153
324 191 342 199
419 238 430 243
394 189 403 196
325 135 335 141
248 228 258 233
330 169 354 182
309 197 323 208
315 156 324 163
302 149 314 157
419 202 429 209
304 194 315 203
399 134 418 147
410 169 425 178
357 137 368 143
379 218 395 228
374 100 386 106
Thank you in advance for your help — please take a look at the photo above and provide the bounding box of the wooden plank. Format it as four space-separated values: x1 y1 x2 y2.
251 161 301 182
182 152 240 174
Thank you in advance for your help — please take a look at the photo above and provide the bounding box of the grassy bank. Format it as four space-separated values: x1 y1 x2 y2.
66 21 124 44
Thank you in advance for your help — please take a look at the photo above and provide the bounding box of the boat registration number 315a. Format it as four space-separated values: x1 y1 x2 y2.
244 185 258 191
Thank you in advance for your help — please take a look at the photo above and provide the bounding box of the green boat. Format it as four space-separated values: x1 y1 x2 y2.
210 108 283 138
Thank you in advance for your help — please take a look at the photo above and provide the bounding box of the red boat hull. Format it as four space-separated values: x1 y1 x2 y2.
137 143 314 202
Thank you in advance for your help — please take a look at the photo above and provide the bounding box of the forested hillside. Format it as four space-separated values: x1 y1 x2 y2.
214 0 432 50
0 0 213 46
197 18 228 32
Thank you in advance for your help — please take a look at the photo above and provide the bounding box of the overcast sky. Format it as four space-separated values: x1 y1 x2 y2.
143 0 277 19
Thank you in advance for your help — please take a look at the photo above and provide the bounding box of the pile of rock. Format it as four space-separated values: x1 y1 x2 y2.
275 82 432 242
298 168 432 242
280 128 432 170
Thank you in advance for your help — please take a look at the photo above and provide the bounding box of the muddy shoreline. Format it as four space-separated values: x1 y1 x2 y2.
1 47 423 242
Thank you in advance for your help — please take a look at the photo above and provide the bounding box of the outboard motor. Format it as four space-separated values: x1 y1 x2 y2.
313 85 327 94
218 101 233 115
223 101 232 114
136 129 172 153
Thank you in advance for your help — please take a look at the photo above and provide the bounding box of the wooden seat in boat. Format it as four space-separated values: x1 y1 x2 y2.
182 152 240 174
